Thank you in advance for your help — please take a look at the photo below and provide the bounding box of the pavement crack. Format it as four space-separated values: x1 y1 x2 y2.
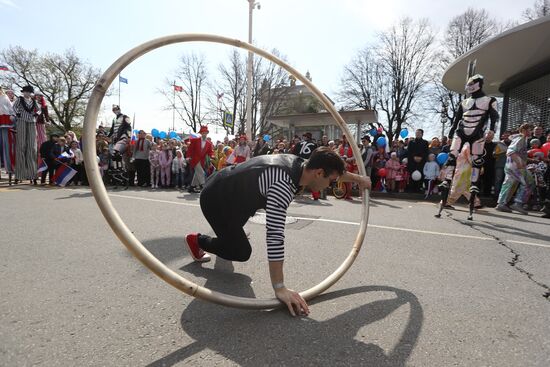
444 210 550 303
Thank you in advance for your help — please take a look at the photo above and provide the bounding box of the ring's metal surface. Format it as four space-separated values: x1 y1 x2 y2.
83 34 370 309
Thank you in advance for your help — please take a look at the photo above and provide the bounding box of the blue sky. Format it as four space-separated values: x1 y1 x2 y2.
0 0 529 137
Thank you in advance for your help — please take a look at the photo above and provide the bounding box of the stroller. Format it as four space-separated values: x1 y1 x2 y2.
103 142 129 190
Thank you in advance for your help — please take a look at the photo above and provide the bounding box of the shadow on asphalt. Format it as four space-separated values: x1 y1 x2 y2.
294 197 334 207
54 191 93 200
370 199 403 209
138 236 190 265
146 257 423 367
473 210 548 224
474 220 550 243
177 193 201 201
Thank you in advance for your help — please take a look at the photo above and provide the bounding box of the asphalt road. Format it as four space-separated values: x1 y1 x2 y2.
1 182 549 366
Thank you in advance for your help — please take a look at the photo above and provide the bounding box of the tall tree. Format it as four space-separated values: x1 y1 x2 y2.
374 18 437 143
431 8 503 134
254 49 290 137
339 19 437 143
0 46 101 131
215 50 246 135
443 8 497 60
160 53 209 133
338 47 377 111
522 0 550 21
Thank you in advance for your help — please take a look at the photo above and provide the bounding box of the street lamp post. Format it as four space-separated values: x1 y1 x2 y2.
245 0 260 141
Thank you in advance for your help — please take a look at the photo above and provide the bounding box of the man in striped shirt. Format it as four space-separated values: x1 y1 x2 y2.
185 147 371 316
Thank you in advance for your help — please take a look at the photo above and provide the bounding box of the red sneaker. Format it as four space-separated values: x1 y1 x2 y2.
185 233 211 262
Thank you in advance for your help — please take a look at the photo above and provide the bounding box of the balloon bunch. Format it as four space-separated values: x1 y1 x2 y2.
150 128 182 141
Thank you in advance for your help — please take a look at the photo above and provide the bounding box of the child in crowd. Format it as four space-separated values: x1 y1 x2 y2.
69 140 83 185
527 151 547 210
172 150 187 189
397 158 408 193
423 153 440 198
529 139 541 150
159 144 173 188
385 152 401 192
217 146 234 170
96 136 109 155
98 147 110 178
149 143 160 189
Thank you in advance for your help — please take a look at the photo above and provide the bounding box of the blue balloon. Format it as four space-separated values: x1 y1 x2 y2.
400 129 409 139
369 128 377 136
169 131 177 139
151 128 159 138
377 137 387 147
437 152 449 165
263 134 270 142
159 131 167 139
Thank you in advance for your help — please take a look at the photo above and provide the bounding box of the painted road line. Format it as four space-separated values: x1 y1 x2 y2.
72 188 550 249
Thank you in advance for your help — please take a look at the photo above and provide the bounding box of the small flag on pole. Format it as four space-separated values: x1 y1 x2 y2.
217 92 224 100
53 163 77 187
37 157 48 173
0 65 9 71
174 85 183 92
119 76 128 84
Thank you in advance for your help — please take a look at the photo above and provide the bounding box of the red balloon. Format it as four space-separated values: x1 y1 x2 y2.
541 142 550 153
528 148 543 158
378 168 387 178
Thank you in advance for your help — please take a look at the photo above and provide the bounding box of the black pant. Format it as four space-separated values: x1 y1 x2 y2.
134 159 150 186
69 163 83 185
175 170 184 188
482 164 495 196
407 160 425 192
41 159 57 184
197 184 251 262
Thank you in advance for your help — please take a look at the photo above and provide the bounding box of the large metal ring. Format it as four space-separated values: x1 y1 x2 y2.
83 34 370 309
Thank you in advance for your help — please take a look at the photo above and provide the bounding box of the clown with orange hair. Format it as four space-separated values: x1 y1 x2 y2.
187 125 214 193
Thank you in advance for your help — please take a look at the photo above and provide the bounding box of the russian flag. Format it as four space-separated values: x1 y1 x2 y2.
53 163 77 187
0 65 9 71
37 157 48 173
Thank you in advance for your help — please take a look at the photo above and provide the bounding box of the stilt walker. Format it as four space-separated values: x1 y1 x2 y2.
13 85 40 183
436 70 499 220
0 87 16 183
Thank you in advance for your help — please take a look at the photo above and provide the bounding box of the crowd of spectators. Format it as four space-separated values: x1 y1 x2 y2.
1 89 548 217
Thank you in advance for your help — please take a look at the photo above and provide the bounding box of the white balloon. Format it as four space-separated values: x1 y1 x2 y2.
412 170 422 181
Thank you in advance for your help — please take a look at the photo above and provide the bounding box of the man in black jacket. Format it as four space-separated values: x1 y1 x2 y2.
407 129 429 192
39 134 59 185
108 105 131 145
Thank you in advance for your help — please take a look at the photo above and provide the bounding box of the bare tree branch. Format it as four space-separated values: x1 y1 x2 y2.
0 46 100 131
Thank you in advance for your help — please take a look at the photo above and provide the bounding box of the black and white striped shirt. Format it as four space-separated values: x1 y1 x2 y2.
13 97 39 123
258 167 298 262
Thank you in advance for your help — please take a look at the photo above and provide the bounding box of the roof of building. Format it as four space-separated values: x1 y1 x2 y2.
267 109 378 128
442 15 550 96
